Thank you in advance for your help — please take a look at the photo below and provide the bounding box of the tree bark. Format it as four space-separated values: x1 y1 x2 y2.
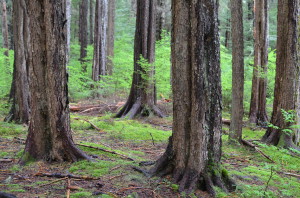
5 0 30 124
66 0 71 64
262 0 300 149
106 0 115 75
151 0 235 195
115 0 164 119
1 0 9 56
92 0 108 81
21 0 90 163
249 0 269 125
89 0 94 44
229 0 244 143
79 0 88 71
156 0 165 40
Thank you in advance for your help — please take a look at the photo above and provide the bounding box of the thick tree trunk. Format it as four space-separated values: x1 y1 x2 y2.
1 0 9 56
115 0 164 119
89 0 94 44
79 0 88 71
249 0 269 125
92 0 108 81
106 0 115 75
5 0 30 124
22 0 90 163
262 0 300 149
229 0 244 143
151 0 235 195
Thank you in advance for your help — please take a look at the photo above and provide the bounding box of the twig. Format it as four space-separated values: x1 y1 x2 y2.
35 172 99 180
38 177 68 187
108 174 125 180
241 139 275 163
264 166 274 196
76 143 135 161
150 133 155 146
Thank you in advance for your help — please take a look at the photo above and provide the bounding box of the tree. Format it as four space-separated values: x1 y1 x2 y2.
5 0 30 124
22 0 90 163
79 0 88 71
150 0 235 195
106 0 115 75
89 0 94 44
249 0 269 125
92 0 108 81
229 0 244 143
262 0 300 149
115 0 164 119
66 0 71 64
1 0 9 56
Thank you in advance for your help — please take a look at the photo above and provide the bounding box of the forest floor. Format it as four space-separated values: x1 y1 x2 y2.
0 100 300 198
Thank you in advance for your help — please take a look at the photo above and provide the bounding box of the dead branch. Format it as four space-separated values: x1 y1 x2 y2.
35 172 99 180
280 172 300 178
76 143 135 161
0 159 14 163
241 139 275 163
66 178 71 198
73 118 101 131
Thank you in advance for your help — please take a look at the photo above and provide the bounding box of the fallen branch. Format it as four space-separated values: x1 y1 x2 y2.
73 118 101 131
281 172 300 178
0 159 14 163
76 143 135 161
35 172 99 180
241 139 275 163
66 178 71 198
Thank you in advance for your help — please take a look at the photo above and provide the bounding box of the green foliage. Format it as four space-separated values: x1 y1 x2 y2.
0 121 27 136
71 192 93 198
0 49 13 99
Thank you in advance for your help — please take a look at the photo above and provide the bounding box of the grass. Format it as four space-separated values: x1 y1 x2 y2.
0 112 299 197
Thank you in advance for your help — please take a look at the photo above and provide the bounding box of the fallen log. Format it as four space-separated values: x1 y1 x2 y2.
76 143 135 161
35 172 99 180
73 118 101 131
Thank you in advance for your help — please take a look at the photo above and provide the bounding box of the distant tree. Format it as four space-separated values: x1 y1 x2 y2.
115 0 164 119
89 0 94 44
79 0 88 71
106 0 115 75
262 0 300 149
5 0 30 124
249 0 269 125
229 0 244 143
21 0 90 163
66 0 71 64
151 0 235 195
1 0 9 56
92 0 108 81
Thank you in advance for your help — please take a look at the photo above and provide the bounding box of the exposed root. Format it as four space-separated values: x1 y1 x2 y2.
150 138 236 196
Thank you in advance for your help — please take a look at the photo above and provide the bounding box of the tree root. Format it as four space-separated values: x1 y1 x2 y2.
115 99 165 119
149 138 236 196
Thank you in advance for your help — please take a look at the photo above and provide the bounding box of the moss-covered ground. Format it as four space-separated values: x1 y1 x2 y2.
0 101 299 197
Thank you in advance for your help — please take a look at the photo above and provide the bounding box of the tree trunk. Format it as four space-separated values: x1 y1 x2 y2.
115 0 164 119
1 0 9 56
21 0 90 163
156 0 165 40
79 0 88 71
151 0 235 195
224 17 231 48
92 0 108 81
229 0 244 143
106 0 115 75
5 0 30 124
89 0 94 44
249 0 269 125
66 0 71 64
262 0 300 149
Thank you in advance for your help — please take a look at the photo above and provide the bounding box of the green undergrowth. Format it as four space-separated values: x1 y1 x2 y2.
70 114 172 143
222 129 300 198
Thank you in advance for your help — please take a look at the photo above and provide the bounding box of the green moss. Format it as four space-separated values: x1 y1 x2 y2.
0 121 27 136
71 192 93 198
